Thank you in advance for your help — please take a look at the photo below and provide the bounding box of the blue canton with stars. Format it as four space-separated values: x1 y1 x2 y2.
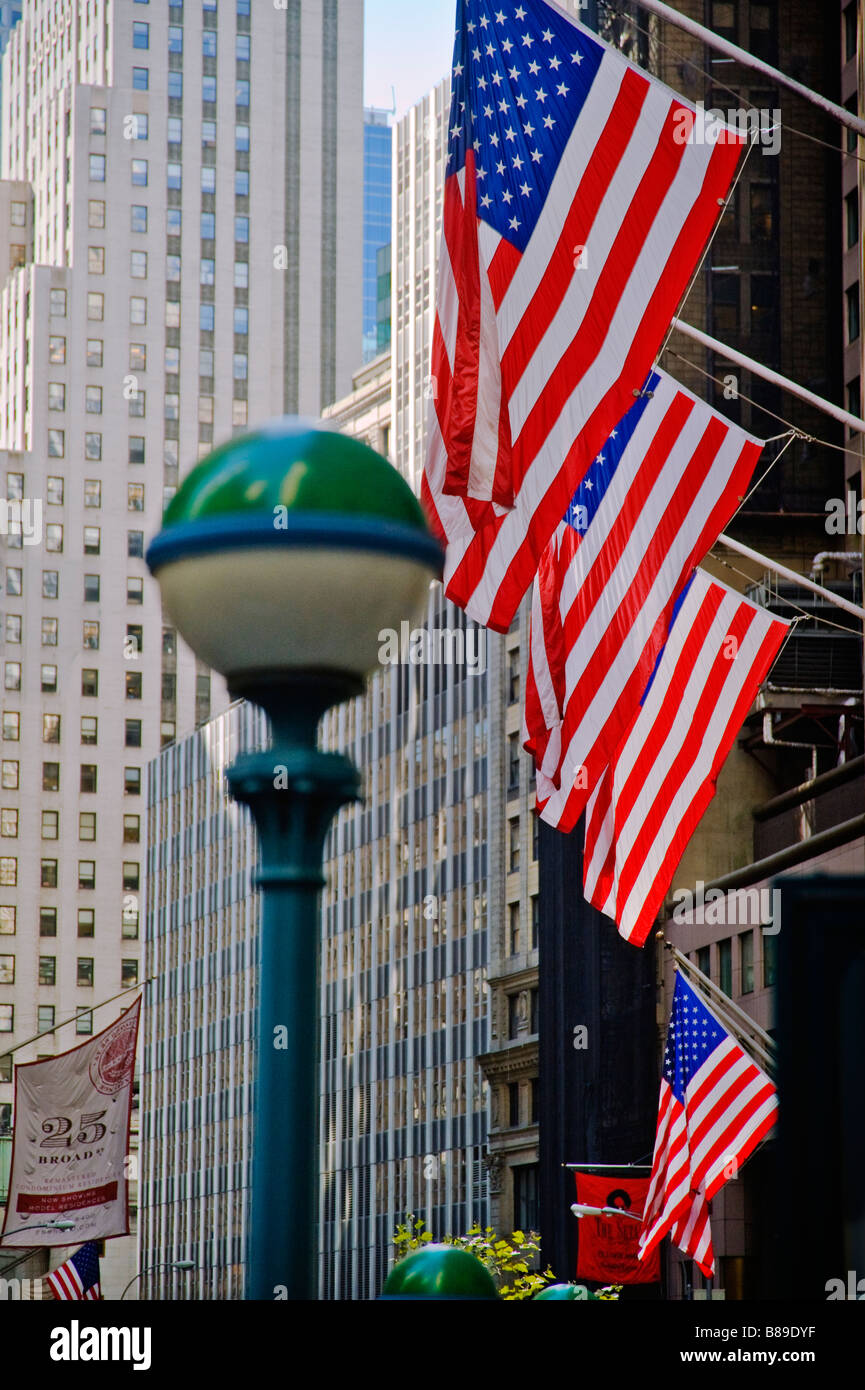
563 369 659 536
448 0 603 253
664 973 726 1104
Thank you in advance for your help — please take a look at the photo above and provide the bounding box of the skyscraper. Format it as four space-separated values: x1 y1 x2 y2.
0 0 362 1296
363 106 392 363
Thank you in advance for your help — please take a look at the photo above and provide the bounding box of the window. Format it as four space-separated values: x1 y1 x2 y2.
81 716 98 746
123 815 141 845
236 80 250 108
127 578 144 606
132 21 149 48
513 1164 539 1232
79 812 96 842
46 476 64 507
42 762 60 791
167 163 182 191
507 993 521 1040
88 246 104 275
83 621 100 650
84 477 102 510
0 906 14 938
3 716 20 744
38 1005 55 1033
88 199 105 228
129 391 146 419
48 381 66 411
87 291 103 321
123 862 140 891
201 165 216 193
237 34 251 61
129 344 147 373
740 930 754 994
507 1081 520 1127
235 124 250 153
168 71 183 99
509 818 520 872
121 960 139 989
125 767 141 796
508 902 520 956
78 862 95 891
50 288 67 316
6 567 22 594
4 663 20 692
41 665 58 694
1 761 18 790
847 284 860 344
78 909 95 938
48 335 66 364
82 670 99 698
122 902 139 939
202 121 216 149
0 1003 13 1032
86 340 103 367
750 273 779 339
83 528 101 560
130 296 147 325
168 116 183 144
233 307 249 338
0 857 16 889
531 894 539 950
164 394 179 421
168 24 183 53
128 531 144 558
83 574 100 604
10 200 26 226
507 733 520 792
89 153 106 182
845 1 858 61
41 860 57 889
43 714 61 744
199 348 214 377
131 159 148 187
203 30 217 57
167 208 182 236
1 809 18 838
718 938 733 997
235 169 249 198
200 303 215 332
39 957 56 986
131 113 148 140
46 523 63 553
162 628 176 656
131 204 148 234
128 438 145 466
48 428 65 457
233 353 248 381
712 271 739 337
200 258 215 285
85 385 103 415
80 764 98 794
199 396 214 424
133 66 149 91
125 720 142 748
76 1009 93 1035
77 957 94 986
201 211 215 239
166 300 181 328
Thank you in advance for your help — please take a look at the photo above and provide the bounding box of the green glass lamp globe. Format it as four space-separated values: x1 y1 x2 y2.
381 1245 501 1300
146 419 443 686
533 1283 598 1300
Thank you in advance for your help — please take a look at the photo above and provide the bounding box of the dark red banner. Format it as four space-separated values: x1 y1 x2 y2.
575 1172 660 1284
16 1182 118 1215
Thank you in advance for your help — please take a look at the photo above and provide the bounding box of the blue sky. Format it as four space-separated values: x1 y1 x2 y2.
364 0 456 117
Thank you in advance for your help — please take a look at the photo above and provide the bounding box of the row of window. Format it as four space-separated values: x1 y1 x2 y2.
49 283 250 324
0 958 138 1002
0 1004 95 1036
2 713 146 747
693 930 776 996
1 901 139 936
0 854 138 889
0 769 142 813
2 806 137 842
133 21 245 63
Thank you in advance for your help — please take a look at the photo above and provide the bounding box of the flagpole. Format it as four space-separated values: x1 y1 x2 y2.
636 0 865 139
715 533 865 622
0 980 150 1060
665 943 777 1073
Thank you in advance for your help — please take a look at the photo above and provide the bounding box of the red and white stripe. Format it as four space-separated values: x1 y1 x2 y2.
46 1262 101 1301
525 371 763 831
424 33 745 632
583 571 791 946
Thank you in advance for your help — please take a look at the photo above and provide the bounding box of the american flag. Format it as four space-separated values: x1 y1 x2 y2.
523 369 763 831
638 972 778 1277
422 0 746 633
583 570 790 947
46 1242 102 1301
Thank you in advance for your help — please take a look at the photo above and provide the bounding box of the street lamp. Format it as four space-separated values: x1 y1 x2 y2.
4 1219 76 1235
147 419 443 1301
120 1260 196 1301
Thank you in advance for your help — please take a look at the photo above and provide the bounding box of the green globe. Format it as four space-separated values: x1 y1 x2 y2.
381 1245 501 1300
533 1283 599 1300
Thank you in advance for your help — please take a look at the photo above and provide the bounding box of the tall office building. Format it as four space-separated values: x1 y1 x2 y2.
363 107 392 363
0 0 362 1296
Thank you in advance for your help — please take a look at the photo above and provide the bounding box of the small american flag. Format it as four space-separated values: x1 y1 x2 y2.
423 0 745 633
638 972 778 1277
46 1242 102 1301
583 570 790 946
523 369 762 831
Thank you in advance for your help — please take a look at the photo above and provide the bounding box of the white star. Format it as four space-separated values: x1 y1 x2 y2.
549 55 561 71
480 193 492 208
501 37 514 54
572 49 583 65
467 19 476 32
520 180 531 196
509 64 520 80
512 152 524 169
495 8 506 23
610 429 618 439
557 82 569 98
496 159 506 174
509 215 521 230
502 188 513 203
596 453 605 465
491 70 503 86
453 62 464 77
516 92 528 108
486 43 495 57
504 126 516 142
535 87 547 103
584 478 593 490
473 137 481 151
480 13 489 27
460 101 466 112
530 147 542 162
528 59 540 75
543 113 555 129
515 4 526 18
476 165 487 179
542 27 553 43
451 123 462 139
478 76 488 90
483 104 494 118
473 47 481 61
498 98 509 113
523 120 535 136
521 32 533 48
489 132 500 146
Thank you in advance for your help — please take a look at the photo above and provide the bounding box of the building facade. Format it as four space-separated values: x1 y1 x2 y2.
363 107 392 364
0 0 361 1297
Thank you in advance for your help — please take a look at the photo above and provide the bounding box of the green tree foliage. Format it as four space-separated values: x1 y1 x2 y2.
392 1215 555 1300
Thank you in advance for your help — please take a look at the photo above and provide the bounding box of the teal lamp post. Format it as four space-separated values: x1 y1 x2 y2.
147 419 442 1300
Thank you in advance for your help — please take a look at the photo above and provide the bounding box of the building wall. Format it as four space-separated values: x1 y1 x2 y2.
363 109 392 365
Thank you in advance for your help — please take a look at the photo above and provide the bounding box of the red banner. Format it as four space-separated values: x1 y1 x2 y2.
575 1172 660 1284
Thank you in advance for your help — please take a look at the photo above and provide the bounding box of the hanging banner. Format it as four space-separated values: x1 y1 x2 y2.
0 998 141 1247
575 1171 660 1284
